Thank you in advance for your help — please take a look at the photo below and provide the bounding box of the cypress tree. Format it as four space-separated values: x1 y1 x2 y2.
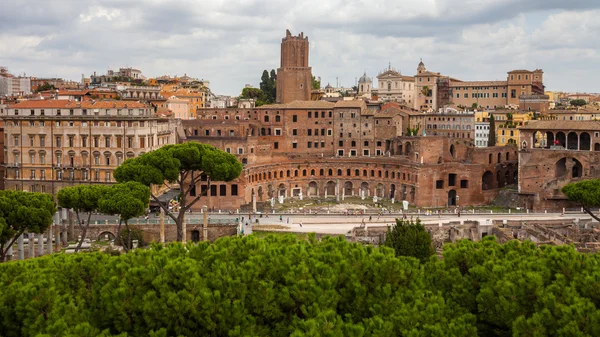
488 114 496 147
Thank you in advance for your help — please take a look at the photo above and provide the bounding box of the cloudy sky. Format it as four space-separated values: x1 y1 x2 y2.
1 0 599 96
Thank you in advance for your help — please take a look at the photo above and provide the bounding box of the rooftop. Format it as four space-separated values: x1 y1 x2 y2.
9 99 149 109
520 120 600 131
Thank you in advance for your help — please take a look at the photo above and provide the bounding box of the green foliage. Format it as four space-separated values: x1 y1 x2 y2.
114 142 242 242
58 185 108 215
471 102 479 110
311 75 320 90
562 179 600 222
115 228 146 248
562 179 600 208
256 69 277 105
384 218 434 263
488 114 496 146
0 190 55 261
99 182 150 223
98 182 150 251
35 82 56 92
570 99 587 107
58 185 109 252
3 236 600 336
406 123 421 136
421 85 431 97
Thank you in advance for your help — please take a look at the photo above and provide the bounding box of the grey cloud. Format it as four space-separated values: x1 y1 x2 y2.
0 0 599 94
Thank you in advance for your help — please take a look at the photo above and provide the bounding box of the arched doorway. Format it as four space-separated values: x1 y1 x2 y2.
546 132 554 148
325 181 336 197
191 230 200 242
278 183 286 197
450 144 455 158
482 171 494 190
308 181 318 196
344 181 353 196
390 184 396 199
497 171 504 188
257 186 264 201
567 132 578 150
405 142 412 156
376 183 385 198
360 182 369 197
556 132 566 147
572 158 583 178
555 158 567 178
448 190 457 206
580 132 591 151
267 185 274 199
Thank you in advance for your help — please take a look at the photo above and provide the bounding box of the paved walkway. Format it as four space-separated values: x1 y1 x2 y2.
248 212 588 235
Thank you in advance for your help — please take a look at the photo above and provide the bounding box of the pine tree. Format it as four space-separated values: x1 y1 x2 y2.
384 218 434 262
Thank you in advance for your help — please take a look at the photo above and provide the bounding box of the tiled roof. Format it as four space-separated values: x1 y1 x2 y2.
520 120 600 131
450 81 507 87
261 100 336 109
334 100 366 109
57 90 90 96
9 99 149 109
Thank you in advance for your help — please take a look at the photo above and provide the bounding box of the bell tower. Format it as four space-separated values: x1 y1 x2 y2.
276 30 312 103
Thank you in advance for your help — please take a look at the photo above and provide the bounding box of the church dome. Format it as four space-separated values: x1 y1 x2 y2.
358 72 372 83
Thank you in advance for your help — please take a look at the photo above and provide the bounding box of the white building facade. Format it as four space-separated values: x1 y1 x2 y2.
474 122 490 147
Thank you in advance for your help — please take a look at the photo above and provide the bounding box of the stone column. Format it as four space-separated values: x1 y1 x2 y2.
252 191 257 213
17 235 24 260
37 233 44 256
55 223 61 252
6 246 13 262
203 205 208 241
336 180 340 202
68 209 74 241
46 227 53 255
28 234 35 259
159 208 165 245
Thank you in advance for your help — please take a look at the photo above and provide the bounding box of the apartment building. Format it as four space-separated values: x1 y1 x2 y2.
2 100 177 194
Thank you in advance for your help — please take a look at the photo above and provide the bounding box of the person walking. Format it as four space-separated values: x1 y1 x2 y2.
299 221 303 227
279 215 283 222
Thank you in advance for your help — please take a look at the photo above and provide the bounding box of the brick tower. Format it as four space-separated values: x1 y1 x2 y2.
276 30 312 103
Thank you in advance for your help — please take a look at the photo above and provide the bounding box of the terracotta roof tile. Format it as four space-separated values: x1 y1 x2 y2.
520 120 600 131
334 100 366 109
9 99 150 109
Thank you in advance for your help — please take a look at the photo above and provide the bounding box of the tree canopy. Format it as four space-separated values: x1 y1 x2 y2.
0 190 55 262
562 179 600 222
384 218 434 263
311 75 320 90
1 235 600 336
113 142 242 241
34 82 56 92
57 185 109 252
98 182 150 251
570 99 587 107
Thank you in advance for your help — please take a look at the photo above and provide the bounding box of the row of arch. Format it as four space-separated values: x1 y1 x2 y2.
122 91 161 99
482 165 519 190
252 181 416 201
532 131 597 151
247 167 416 184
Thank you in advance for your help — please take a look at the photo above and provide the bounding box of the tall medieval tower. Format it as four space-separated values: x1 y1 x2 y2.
276 30 312 103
